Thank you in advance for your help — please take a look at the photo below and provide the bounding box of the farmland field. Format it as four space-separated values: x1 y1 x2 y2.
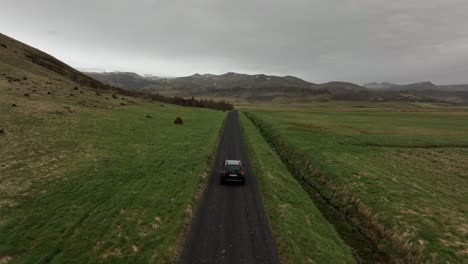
241 102 468 263
239 113 355 263
0 86 225 263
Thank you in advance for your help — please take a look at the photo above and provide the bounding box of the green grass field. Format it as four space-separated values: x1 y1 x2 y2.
0 85 225 263
239 113 355 263
242 102 468 263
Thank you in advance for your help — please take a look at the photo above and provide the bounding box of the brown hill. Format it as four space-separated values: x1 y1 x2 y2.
0 32 119 93
0 33 111 91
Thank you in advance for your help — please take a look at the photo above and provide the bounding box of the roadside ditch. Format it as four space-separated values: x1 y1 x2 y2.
244 112 425 263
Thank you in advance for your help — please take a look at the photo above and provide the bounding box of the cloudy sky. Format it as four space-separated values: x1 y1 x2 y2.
2 0 468 84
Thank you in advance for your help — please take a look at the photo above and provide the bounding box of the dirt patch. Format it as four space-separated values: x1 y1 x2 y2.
132 245 139 253
0 256 13 264
100 248 123 259
0 199 18 209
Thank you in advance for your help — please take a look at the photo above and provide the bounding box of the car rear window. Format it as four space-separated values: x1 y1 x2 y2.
226 165 241 171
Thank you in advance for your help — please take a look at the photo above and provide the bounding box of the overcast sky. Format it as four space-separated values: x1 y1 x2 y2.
2 0 468 84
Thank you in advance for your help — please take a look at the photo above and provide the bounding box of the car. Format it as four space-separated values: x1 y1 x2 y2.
220 160 246 185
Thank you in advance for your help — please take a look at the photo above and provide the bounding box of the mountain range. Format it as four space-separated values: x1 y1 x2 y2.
83 71 468 104
2 30 466 105
364 82 468 91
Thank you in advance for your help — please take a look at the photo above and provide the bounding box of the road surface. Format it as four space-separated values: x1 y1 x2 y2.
180 111 279 264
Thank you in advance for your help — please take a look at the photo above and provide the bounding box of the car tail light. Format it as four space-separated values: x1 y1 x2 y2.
240 170 245 175
222 169 226 174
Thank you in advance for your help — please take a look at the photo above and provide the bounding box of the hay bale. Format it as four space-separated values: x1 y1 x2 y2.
174 117 183 125
24 93 30 97
11 103 17 107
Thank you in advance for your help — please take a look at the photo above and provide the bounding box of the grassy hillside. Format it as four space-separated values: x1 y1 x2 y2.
243 102 468 263
0 89 225 263
239 113 355 263
0 33 108 90
1 33 226 263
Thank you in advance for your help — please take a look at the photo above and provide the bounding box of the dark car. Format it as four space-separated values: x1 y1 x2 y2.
220 160 245 185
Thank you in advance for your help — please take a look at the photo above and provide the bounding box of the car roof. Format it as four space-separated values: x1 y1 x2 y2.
225 160 241 165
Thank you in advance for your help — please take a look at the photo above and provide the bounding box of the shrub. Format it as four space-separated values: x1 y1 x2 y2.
174 117 183 125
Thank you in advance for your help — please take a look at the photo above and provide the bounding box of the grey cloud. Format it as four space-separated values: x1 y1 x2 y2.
1 0 468 84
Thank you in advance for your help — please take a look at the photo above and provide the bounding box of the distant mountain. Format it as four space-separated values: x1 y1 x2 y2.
83 71 322 98
316 81 367 92
84 72 156 90
143 74 164 81
77 70 468 104
365 81 448 91
157 75 388 102
397 81 438 91
164 72 315 91
437 84 468 91
364 82 399 89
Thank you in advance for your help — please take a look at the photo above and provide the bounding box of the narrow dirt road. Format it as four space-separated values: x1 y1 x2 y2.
180 111 279 264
